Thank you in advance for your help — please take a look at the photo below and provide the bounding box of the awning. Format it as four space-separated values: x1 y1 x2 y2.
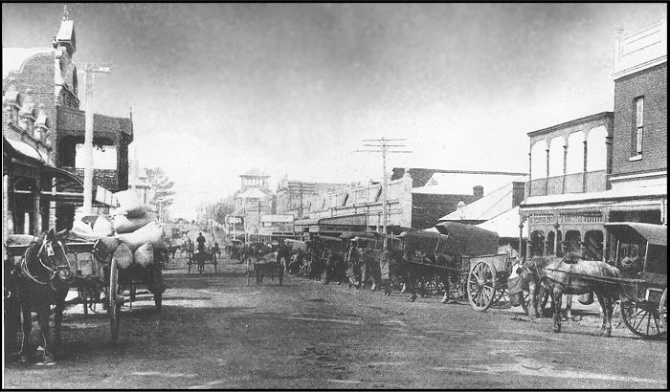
319 214 367 226
605 222 667 247
41 165 84 192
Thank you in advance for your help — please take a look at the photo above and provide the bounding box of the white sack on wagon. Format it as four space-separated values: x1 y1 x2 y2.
113 211 158 234
113 242 134 269
116 221 165 251
112 190 156 218
71 217 109 241
134 242 154 268
92 216 114 236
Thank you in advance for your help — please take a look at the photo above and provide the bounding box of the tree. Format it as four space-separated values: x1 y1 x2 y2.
145 167 175 210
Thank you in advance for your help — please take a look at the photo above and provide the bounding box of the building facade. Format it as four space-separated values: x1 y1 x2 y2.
292 168 524 236
2 11 132 243
520 18 667 261
231 168 275 235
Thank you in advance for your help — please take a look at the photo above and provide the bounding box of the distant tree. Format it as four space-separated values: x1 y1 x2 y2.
145 167 175 209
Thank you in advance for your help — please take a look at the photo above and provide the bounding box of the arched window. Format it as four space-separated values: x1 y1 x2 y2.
566 132 585 174
549 137 565 177
530 140 547 179
586 126 607 172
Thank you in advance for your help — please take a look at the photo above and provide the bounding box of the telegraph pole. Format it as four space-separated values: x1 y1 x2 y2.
82 62 113 215
356 137 411 236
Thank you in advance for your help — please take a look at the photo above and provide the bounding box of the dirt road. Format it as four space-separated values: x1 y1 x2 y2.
4 248 667 389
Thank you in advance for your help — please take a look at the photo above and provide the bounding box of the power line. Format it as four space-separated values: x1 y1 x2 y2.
355 137 412 237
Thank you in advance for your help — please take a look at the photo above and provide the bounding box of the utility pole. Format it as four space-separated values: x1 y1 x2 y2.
356 137 411 237
82 62 113 215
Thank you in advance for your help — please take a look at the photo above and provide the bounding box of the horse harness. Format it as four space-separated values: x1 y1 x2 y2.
19 238 72 289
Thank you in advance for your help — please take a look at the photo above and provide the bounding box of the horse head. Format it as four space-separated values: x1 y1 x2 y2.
27 229 74 285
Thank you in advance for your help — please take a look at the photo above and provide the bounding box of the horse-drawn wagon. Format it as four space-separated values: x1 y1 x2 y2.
4 225 166 361
397 222 523 312
244 241 283 286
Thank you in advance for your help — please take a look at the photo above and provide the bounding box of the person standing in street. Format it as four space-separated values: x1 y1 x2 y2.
196 232 206 254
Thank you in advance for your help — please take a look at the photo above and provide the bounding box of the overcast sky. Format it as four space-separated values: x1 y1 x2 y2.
2 3 667 218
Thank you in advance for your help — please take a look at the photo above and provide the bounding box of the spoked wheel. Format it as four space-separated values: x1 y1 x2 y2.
520 290 531 314
619 294 664 339
659 288 667 335
108 258 121 344
246 259 251 287
468 260 496 312
153 267 164 312
490 286 511 310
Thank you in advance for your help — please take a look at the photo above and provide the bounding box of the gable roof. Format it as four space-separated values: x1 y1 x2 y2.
241 168 269 178
412 172 524 195
476 206 529 239
439 179 523 221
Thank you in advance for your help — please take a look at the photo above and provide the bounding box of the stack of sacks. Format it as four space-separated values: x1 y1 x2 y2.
83 190 166 269
111 190 166 269
71 215 115 241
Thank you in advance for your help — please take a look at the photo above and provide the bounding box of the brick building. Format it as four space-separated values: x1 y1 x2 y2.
2 11 133 242
292 168 523 236
520 18 667 261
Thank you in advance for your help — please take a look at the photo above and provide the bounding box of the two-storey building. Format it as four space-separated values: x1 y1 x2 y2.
520 18 667 261
2 11 133 243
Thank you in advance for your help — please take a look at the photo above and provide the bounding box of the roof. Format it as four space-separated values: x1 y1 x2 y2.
5 138 44 163
56 108 134 138
241 168 269 178
412 173 525 195
604 222 666 247
476 206 529 239
439 179 527 221
237 187 270 199
3 48 53 79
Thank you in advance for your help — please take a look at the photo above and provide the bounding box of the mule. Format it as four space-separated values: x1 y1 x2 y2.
166 244 181 259
15 229 74 364
539 257 621 336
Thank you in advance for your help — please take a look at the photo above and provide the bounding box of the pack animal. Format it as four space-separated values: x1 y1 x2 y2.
15 229 75 364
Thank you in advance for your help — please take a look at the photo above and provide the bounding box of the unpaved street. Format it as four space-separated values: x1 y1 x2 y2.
4 252 667 389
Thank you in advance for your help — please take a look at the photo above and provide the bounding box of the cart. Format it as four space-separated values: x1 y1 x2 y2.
605 223 666 339
396 222 521 312
5 234 165 345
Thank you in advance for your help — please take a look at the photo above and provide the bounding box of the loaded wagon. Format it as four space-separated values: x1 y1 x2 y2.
397 222 522 312
4 229 165 345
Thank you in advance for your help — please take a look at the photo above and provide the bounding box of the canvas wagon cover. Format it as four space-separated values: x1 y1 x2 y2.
605 222 667 247
434 221 499 256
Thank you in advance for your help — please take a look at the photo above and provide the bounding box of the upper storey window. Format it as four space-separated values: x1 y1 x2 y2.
632 97 644 157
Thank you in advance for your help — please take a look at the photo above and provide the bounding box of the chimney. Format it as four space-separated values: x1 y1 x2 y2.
473 185 484 201
512 181 526 207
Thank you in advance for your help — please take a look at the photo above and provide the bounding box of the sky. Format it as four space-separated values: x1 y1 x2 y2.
2 3 667 219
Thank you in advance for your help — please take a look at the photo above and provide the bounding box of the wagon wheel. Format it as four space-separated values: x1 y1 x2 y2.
619 294 663 339
246 258 251 287
153 266 164 312
468 260 496 312
658 288 667 335
108 258 121 344
520 290 531 314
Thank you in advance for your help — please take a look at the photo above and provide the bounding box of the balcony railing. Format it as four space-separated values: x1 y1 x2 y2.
528 170 607 197
61 167 119 191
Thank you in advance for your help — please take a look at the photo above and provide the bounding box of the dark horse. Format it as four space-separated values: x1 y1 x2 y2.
15 229 75 364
